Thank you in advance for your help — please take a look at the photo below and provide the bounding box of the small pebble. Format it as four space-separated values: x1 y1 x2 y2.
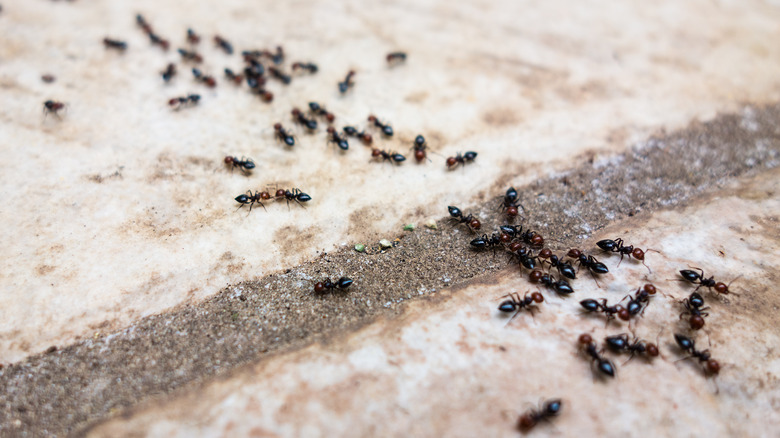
425 219 438 230
379 239 392 249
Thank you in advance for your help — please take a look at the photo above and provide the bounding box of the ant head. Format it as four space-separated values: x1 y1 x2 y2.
530 292 544 303
327 126 335 134
643 284 657 295
567 248 582 258
706 359 720 375
529 270 544 283
274 123 282 130
632 248 645 260
538 248 552 259
617 307 630 321
578 333 593 345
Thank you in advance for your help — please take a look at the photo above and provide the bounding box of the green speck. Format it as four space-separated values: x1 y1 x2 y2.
354 244 366 252
403 223 415 231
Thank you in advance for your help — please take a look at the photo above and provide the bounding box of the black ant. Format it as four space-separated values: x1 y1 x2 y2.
192 68 216 87
343 126 373 145
148 32 170 51
234 190 270 212
214 35 233 54
161 63 176 82
314 277 353 293
367 114 393 136
136 14 152 34
674 334 720 379
620 283 657 317
43 100 65 117
679 268 738 297
292 62 318 74
274 123 295 146
309 102 335 123
579 298 629 326
186 28 200 44
578 333 616 378
338 70 356 93
103 38 127 51
604 332 660 364
224 156 255 175
273 188 311 208
470 233 502 250
244 57 265 78
446 151 477 170
511 245 539 270
679 292 710 330
178 48 203 63
263 46 284 64
537 248 576 280
371 149 405 165
498 187 524 218
566 249 609 275
498 225 544 248
386 51 407 65
447 206 481 231
529 270 573 295
269 67 292 85
497 291 544 326
224 68 243 85
326 127 349 151
168 94 201 110
411 135 431 163
596 237 657 272
41 74 56 83
291 108 317 130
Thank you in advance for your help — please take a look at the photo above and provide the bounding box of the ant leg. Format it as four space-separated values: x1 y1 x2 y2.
621 354 636 367
504 309 522 328
617 253 624 268
641 259 652 274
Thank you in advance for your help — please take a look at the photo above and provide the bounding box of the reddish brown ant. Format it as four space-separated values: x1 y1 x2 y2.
497 291 544 326
530 270 573 295
292 62 318 74
596 237 658 272
214 35 233 54
517 398 562 432
338 70 356 93
224 156 255 175
186 28 200 45
309 102 335 123
148 33 170 51
103 38 127 51
262 46 284 64
343 126 373 145
447 206 481 231
161 63 176 82
537 248 576 280
234 190 270 212
272 188 312 208
269 67 292 85
43 100 65 117
578 333 616 378
497 187 525 218
192 68 216 87
470 233 502 250
41 74 56 83
498 225 544 248
679 292 709 330
386 51 407 65
136 14 152 34
679 268 739 297
512 246 539 270
566 249 609 275
168 94 200 110
178 48 203 63
367 114 393 136
224 68 243 85
580 298 629 326
326 127 349 151
604 332 661 364
620 284 657 317
274 123 295 146
412 135 431 163
371 149 405 165
292 108 317 130
314 277 353 293
674 334 720 392
446 151 477 170
255 89 273 102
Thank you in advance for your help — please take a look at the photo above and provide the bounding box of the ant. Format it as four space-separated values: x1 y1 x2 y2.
679 292 710 330
386 51 407 65
148 33 170 51
497 291 544 326
178 48 203 63
41 74 56 83
273 188 311 208
511 246 539 270
470 233 502 250
498 225 544 248
244 57 265 78
292 62 318 74
446 151 477 170
192 68 216 87
161 63 176 82
263 46 284 64
338 70 356 93
620 284 657 317
274 123 295 146
604 332 660 364
291 108 317 130
367 114 393 136
136 14 153 34
254 89 274 103
537 249 576 280
224 156 255 175
596 237 657 272
343 126 373 145
314 277 353 293
498 187 524 218
580 298 629 326
326 127 349 151
411 135 431 162
309 102 335 123
235 190 270 212
168 94 201 110
674 334 720 378
529 270 573 295
578 333 616 378
103 38 127 51
43 100 65 117
269 67 292 85
447 206 481 231
679 268 738 297
371 149 405 165
214 35 233 54
224 68 243 85
186 28 200 44
566 249 609 275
